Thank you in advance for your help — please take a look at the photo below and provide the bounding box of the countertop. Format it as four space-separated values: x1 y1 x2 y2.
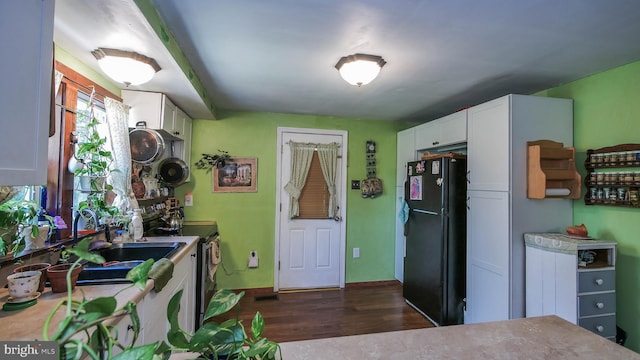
276 315 640 359
524 232 617 254
0 235 198 341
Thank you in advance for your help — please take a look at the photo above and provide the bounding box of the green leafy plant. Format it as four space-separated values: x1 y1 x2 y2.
44 237 280 360
78 192 119 223
195 150 232 172
0 199 54 256
73 92 119 192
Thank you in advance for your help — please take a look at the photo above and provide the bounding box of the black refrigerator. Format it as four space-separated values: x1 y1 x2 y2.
403 155 467 326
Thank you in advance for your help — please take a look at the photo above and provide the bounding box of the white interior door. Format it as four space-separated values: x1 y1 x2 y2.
275 128 347 290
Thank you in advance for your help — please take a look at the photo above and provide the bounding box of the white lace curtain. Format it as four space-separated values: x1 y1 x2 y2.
284 142 339 219
105 98 138 213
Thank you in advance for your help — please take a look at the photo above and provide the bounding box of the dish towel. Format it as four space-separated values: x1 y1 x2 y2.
149 258 174 293
208 238 221 282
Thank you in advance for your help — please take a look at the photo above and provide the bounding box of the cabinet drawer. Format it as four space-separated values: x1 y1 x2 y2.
578 292 616 317
578 315 616 338
578 270 615 293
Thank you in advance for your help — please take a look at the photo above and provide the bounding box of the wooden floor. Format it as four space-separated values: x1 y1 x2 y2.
217 281 433 343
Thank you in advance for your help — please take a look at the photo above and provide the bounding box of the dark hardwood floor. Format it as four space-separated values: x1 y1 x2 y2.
217 281 433 343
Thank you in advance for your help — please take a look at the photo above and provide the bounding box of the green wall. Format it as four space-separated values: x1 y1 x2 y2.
538 60 640 352
175 110 408 289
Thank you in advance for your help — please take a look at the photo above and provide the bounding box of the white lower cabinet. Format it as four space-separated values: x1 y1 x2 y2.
525 233 617 340
143 246 197 343
112 297 145 355
466 190 510 323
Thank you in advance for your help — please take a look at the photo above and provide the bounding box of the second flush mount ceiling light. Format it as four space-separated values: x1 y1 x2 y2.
335 53 386 87
92 48 161 86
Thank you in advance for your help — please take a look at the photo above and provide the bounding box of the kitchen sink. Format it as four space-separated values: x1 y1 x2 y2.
76 242 185 285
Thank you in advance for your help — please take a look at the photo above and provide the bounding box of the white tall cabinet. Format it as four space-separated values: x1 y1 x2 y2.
465 94 574 323
0 0 54 186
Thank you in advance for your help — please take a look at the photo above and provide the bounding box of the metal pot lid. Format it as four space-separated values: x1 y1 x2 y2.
158 157 189 186
129 126 165 164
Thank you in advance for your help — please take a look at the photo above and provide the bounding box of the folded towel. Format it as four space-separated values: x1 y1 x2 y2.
208 238 221 282
148 258 174 293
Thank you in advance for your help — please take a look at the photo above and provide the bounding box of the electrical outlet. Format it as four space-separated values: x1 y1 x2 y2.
248 251 259 268
351 180 361 190
353 247 360 258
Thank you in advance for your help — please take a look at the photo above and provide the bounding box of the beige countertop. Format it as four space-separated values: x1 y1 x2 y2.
277 315 640 359
0 235 198 341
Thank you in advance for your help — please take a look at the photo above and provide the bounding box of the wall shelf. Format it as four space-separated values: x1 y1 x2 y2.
527 140 581 199
584 143 640 208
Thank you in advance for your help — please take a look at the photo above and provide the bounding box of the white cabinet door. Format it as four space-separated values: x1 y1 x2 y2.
0 0 54 186
414 121 440 150
162 95 178 137
525 246 577 323
466 190 510 324
396 128 416 186
467 97 510 191
142 250 195 342
438 110 467 148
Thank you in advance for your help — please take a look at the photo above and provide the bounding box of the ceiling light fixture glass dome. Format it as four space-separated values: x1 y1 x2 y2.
335 53 386 87
91 48 161 86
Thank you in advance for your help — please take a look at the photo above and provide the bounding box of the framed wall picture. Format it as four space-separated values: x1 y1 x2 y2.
212 157 258 192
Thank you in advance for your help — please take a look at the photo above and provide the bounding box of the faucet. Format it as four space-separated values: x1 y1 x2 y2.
72 208 98 242
72 208 111 249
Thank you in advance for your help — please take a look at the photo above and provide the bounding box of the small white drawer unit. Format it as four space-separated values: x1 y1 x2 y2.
525 233 616 340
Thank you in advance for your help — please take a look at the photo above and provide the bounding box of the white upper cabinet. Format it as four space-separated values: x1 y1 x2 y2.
0 0 54 186
396 128 416 186
467 97 510 192
122 90 187 140
414 110 467 151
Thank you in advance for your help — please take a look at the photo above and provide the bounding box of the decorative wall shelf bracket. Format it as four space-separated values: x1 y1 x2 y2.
527 140 581 199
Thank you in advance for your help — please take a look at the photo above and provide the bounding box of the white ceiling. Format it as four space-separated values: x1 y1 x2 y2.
55 0 640 122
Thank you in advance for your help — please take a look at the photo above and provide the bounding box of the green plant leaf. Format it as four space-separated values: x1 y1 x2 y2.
112 343 157 360
153 341 172 359
243 338 280 359
202 289 244 320
189 322 243 353
126 258 154 289
121 301 141 348
67 237 106 264
166 290 190 348
83 297 117 315
251 311 265 339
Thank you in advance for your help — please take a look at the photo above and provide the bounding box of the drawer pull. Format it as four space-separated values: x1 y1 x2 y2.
596 325 604 333
595 278 604 286
595 302 605 309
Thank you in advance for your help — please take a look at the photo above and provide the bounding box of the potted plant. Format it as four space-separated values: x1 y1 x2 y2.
195 150 231 172
43 237 280 359
0 199 54 256
73 92 118 193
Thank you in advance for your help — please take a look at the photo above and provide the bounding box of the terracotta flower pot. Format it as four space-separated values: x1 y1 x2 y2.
46 263 83 293
13 262 51 293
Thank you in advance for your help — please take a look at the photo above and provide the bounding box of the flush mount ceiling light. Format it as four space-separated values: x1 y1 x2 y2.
335 53 386 87
91 48 161 86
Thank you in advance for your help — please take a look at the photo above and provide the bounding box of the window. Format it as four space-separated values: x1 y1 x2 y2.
297 152 330 219
49 61 121 239
72 92 112 210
